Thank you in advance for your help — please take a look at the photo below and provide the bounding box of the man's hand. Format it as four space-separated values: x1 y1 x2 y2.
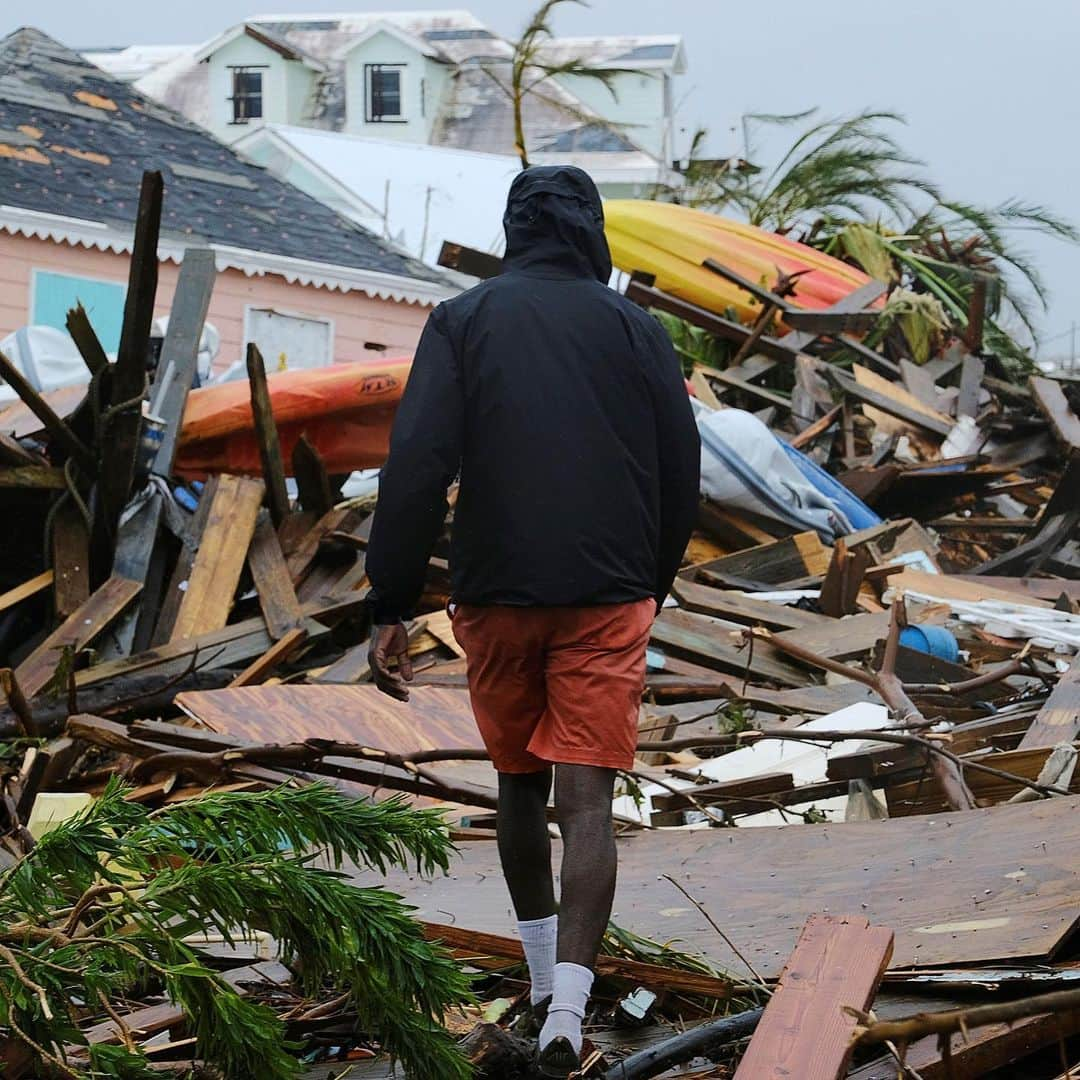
369 622 413 701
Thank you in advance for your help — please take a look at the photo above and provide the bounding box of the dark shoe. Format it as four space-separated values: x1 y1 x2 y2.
537 1035 579 1079
511 994 550 1038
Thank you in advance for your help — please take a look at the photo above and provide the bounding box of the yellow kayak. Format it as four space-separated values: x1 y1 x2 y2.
604 200 877 327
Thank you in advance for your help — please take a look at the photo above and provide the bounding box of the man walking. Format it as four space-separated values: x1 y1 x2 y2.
366 165 700 1077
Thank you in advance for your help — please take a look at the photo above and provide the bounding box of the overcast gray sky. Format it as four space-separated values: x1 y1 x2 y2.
12 0 1078 360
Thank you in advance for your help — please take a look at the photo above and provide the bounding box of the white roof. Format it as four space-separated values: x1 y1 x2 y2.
237 125 518 264
82 44 193 81
535 35 686 72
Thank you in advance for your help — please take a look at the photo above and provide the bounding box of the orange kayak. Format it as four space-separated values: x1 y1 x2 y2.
175 359 411 478
604 200 880 328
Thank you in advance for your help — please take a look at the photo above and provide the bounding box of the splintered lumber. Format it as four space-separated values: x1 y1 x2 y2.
175 684 482 752
1031 375 1080 450
285 506 361 583
226 626 308 687
830 366 953 438
0 570 53 614
1018 653 1080 750
246 512 304 639
148 248 216 476
651 610 810 686
372 796 1080 982
818 537 871 617
50 501 90 620
419 923 735 999
65 302 109 377
692 531 832 588
170 475 264 642
733 914 892 1080
246 343 290 526
75 594 361 690
96 171 162 553
772 610 892 662
292 433 335 517
673 578 829 631
16 575 142 699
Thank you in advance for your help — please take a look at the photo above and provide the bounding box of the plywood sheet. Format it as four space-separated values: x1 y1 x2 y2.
176 684 483 753
364 796 1080 982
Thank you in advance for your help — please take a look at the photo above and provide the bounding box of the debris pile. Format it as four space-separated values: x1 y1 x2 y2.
2 176 1080 1078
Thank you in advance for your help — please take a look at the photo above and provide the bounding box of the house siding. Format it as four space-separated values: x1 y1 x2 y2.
0 230 430 373
554 71 668 161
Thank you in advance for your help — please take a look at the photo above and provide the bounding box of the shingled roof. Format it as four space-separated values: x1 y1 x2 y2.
0 28 451 303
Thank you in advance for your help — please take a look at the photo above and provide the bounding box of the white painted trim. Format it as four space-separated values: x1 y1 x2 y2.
243 303 336 368
363 61 408 123
0 204 456 308
344 21 440 61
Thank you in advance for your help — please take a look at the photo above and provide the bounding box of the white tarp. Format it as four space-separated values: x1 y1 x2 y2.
0 326 89 403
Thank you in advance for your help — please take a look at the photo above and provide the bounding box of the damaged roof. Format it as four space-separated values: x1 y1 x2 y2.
128 10 675 162
0 27 448 297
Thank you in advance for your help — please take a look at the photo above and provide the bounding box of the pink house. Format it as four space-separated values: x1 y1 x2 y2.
0 29 455 376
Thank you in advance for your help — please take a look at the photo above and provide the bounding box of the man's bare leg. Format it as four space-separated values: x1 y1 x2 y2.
497 768 555 919
537 763 617 1068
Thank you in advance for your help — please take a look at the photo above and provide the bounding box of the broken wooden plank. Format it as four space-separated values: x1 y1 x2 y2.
1031 375 1080 450
16 575 142 699
437 240 503 280
818 537 871 618
246 343 290 527
50 500 90 621
227 626 309 687
733 914 893 1079
829 367 953 438
292 432 335 518
772 610 893 662
672 577 829 632
64 302 109 377
149 248 216 476
0 570 53 615
246 512 304 640
170 475 264 642
957 353 986 419
690 531 832 588
1018 653 1080 751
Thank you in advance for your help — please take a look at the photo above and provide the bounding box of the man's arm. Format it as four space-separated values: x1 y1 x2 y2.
366 307 463 695
639 315 700 608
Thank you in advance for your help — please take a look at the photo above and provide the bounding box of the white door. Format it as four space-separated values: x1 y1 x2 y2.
246 308 333 371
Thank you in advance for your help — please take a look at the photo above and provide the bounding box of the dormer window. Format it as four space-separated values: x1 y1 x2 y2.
365 63 405 122
229 66 265 124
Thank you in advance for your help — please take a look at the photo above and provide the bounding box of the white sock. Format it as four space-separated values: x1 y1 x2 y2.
539 962 594 1054
518 915 558 1005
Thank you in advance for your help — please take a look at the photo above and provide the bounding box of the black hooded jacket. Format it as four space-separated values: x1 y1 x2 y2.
365 166 701 622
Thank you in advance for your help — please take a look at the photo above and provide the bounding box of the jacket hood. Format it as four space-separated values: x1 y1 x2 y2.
502 165 612 283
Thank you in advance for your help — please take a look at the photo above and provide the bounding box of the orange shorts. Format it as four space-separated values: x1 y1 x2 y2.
451 598 654 773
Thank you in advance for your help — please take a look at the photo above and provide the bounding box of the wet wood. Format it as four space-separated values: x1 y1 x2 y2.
170 475 264 642
16 575 142 699
246 512 304 639
246 343 290 527
733 914 893 1080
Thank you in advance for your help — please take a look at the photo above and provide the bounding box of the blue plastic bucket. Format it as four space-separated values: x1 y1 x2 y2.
899 625 959 664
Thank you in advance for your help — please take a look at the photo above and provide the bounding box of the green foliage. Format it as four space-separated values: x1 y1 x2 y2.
654 310 734 376
0 781 472 1079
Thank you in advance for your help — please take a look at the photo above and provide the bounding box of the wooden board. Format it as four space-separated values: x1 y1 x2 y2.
953 575 1080 603
170 475 264 642
367 796 1080 982
651 609 811 686
733 914 893 1079
673 577 830 631
772 610 893 662
16 575 142 699
50 501 90 621
830 367 952 439
0 570 53 614
175 684 483 753
1019 653 1080 750
1031 375 1080 450
690 531 832 587
246 513 304 639
893 568 1052 609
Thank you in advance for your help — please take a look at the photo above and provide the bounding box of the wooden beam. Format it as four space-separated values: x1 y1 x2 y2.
16 575 142 699
957 353 985 419
437 240 502 280
246 512 304 639
50 501 90 621
64 302 109 377
672 577 830 632
246 343 290 527
95 170 162 559
0 466 66 488
291 432 335 517
829 366 953 437
733 914 893 1080
1031 375 1080 450
169 475 264 641
1018 653 1080 751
